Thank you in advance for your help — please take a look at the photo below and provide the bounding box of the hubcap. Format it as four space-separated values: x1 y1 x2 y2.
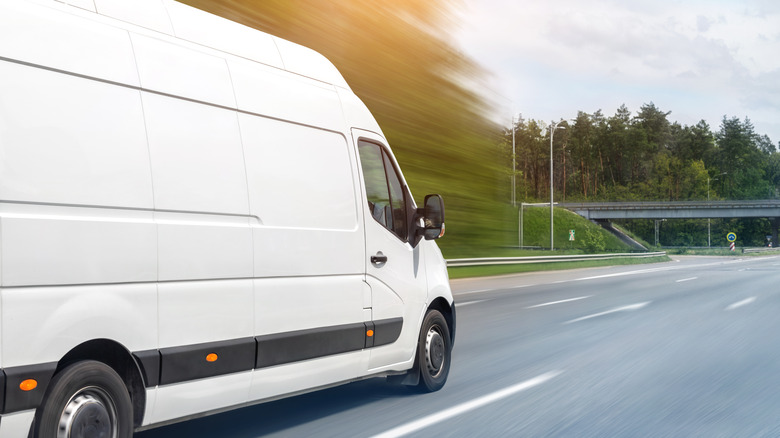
58 388 117 438
425 326 445 377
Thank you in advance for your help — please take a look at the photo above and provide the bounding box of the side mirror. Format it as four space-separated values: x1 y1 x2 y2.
408 193 446 247
421 194 445 241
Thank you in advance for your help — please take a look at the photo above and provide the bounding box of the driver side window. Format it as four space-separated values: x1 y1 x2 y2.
358 140 408 240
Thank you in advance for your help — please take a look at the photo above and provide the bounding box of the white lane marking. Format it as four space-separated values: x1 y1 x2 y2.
457 284 536 296
676 277 698 283
570 257 770 283
370 371 562 438
458 299 488 307
526 296 591 309
564 302 651 324
577 266 686 281
726 297 756 311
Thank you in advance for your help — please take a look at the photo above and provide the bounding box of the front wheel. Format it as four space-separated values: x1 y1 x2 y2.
33 360 133 438
415 309 451 392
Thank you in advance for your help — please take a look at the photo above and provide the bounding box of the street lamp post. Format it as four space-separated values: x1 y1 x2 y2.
549 120 565 250
511 114 516 206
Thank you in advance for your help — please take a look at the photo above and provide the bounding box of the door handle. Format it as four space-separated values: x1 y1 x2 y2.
371 253 388 264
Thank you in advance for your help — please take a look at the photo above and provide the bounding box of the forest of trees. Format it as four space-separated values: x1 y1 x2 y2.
505 104 780 246
506 103 780 203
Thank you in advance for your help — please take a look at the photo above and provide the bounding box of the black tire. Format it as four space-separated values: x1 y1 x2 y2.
33 360 133 438
415 309 451 392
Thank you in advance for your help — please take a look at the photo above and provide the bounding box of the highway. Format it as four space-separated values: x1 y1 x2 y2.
136 255 780 437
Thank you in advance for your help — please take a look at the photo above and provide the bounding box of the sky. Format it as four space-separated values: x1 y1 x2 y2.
453 0 780 144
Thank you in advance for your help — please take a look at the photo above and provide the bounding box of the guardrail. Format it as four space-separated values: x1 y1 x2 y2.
446 252 667 267
742 247 780 254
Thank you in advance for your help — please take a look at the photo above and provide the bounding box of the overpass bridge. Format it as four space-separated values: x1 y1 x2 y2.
560 200 780 245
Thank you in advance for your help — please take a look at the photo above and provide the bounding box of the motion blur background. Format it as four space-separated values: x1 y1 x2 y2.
181 0 505 258
180 0 780 255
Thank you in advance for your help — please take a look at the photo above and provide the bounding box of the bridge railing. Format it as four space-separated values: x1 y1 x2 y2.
446 252 667 267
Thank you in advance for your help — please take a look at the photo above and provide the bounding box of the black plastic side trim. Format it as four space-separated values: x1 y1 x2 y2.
0 318 405 414
364 321 376 348
133 350 161 388
256 323 366 368
2 362 57 414
0 369 6 414
159 337 256 386
373 317 404 347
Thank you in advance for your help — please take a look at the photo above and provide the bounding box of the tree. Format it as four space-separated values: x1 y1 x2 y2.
715 116 773 199
634 102 672 153
569 111 596 199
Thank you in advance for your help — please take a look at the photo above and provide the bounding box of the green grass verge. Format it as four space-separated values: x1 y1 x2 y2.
447 255 671 279
440 205 634 259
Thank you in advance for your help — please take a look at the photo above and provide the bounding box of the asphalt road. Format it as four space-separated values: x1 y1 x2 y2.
136 255 780 437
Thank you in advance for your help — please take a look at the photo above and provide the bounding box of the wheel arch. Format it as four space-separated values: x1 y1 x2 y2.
55 339 147 428
427 297 456 347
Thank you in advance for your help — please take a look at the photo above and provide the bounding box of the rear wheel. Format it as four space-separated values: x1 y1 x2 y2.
415 309 451 392
34 360 133 438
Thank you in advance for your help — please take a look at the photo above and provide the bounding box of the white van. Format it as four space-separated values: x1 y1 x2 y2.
0 0 456 436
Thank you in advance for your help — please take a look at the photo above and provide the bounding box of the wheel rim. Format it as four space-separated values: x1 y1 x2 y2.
425 324 446 378
58 386 118 438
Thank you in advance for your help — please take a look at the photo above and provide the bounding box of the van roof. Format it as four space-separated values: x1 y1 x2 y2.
49 0 351 89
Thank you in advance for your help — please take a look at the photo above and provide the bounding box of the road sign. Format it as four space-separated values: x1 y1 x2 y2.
569 229 575 241
727 232 737 242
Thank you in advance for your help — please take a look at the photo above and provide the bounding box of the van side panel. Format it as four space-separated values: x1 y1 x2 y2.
229 59 345 129
156 213 253 281
239 111 368 397
0 1 137 86
2 284 157 368
131 33 237 109
0 218 3 366
141 92 249 215
150 372 252 424
0 63 152 209
140 79 254 420
238 115 357 232
1 206 156 287
0 62 157 287
0 411 37 438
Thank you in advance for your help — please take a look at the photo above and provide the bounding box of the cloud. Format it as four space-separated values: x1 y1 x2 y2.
453 0 780 141
697 15 712 32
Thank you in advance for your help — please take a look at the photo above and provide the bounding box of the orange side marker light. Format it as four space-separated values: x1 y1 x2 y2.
20 379 38 391
206 353 218 362
366 330 374 337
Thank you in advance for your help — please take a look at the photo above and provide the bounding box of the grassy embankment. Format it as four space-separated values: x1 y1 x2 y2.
443 205 670 279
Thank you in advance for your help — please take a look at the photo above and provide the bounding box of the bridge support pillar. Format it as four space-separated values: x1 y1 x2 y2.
773 218 779 247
